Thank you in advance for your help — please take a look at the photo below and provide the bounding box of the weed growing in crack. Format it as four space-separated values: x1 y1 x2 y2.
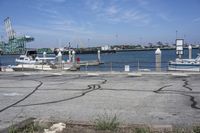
133 127 150 133
193 126 200 133
94 112 119 131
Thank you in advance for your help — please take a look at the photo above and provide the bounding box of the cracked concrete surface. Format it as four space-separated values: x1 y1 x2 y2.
0 72 200 129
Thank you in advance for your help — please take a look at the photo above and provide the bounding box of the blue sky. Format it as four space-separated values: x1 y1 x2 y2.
0 0 200 48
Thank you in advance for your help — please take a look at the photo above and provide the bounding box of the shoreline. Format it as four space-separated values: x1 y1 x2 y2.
1 47 199 55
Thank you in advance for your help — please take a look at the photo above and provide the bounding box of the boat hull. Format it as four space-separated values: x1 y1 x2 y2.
12 64 53 71
12 63 78 71
78 60 102 66
168 63 200 72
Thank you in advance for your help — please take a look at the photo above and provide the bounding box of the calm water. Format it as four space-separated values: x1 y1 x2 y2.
0 49 199 71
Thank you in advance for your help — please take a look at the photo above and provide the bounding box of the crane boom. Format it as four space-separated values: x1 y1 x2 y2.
4 17 15 40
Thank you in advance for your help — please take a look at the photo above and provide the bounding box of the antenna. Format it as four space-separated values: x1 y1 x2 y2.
4 17 16 40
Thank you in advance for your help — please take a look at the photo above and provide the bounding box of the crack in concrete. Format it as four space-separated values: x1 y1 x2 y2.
153 79 200 110
14 79 107 107
182 79 192 91
99 88 153 92
181 79 200 110
0 75 83 112
153 85 173 93
182 94 200 110
0 80 43 113
101 79 200 110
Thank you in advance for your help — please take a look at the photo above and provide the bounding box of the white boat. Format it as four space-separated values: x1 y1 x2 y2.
168 54 200 72
12 64 53 71
15 49 40 64
13 49 79 71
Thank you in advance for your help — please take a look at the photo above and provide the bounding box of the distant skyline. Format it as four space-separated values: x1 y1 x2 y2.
0 0 200 48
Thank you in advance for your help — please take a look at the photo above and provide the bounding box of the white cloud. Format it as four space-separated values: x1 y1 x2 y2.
13 25 79 47
45 17 94 35
86 0 104 11
106 5 119 16
158 13 172 22
136 0 148 5
84 0 150 25
123 10 147 21
193 17 200 22
97 6 150 25
33 2 59 15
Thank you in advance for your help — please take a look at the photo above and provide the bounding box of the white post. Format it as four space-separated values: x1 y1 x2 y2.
68 50 71 62
43 51 46 63
72 50 76 64
155 48 162 72
57 51 62 68
188 45 192 59
97 50 101 62
137 60 140 71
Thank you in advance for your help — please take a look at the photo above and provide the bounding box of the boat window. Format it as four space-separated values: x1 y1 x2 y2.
27 51 37 55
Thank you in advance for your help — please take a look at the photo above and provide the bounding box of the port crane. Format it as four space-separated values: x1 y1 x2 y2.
0 17 34 54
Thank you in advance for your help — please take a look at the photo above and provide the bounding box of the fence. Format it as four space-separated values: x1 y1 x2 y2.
81 61 169 72
1 59 200 72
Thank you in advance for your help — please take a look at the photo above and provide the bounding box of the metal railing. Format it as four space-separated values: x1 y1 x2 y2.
81 61 169 72
1 59 200 72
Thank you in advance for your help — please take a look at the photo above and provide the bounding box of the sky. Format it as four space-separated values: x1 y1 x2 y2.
0 0 200 48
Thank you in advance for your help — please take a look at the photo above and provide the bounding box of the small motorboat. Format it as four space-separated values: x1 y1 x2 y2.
12 64 53 71
168 54 200 72
13 50 79 71
15 49 40 64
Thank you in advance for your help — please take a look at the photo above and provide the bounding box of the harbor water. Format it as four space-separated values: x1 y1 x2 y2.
0 49 199 71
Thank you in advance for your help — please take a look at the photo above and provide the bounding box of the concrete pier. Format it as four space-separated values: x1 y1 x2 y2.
0 72 200 129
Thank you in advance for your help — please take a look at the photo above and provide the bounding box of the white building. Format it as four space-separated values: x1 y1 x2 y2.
101 45 111 51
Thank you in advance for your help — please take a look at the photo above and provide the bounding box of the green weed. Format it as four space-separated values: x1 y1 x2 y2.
94 113 119 131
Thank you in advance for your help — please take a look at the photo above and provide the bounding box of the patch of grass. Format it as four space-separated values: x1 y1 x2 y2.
174 128 189 133
133 127 150 133
8 125 17 133
94 113 119 131
8 122 43 133
193 126 200 133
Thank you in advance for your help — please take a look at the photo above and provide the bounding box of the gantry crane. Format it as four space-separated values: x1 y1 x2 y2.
0 17 34 54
